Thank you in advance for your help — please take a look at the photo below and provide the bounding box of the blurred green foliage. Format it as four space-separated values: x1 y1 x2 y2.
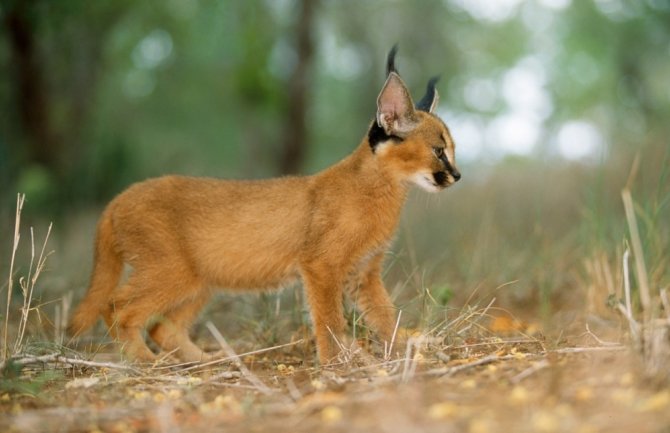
1 0 668 216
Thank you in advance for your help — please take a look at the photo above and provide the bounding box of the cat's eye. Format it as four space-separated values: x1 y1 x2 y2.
433 147 445 158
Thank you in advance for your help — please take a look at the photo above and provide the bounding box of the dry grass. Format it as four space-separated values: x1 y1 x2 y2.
1 155 669 432
617 158 670 384
2 193 53 361
0 305 653 433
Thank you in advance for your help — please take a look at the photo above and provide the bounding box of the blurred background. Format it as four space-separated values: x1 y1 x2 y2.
1 0 669 340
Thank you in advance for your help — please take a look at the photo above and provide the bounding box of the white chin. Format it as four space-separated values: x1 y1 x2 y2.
411 174 440 193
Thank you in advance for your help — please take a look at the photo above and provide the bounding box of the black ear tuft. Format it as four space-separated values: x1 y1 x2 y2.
386 44 399 77
416 75 440 112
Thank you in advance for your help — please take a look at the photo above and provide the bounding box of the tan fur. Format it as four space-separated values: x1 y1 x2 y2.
69 63 459 365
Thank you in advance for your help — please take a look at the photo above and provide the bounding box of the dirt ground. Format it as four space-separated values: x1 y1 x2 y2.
2 322 669 433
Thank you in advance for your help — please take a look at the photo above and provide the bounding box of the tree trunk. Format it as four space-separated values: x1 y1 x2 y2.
278 0 316 175
5 2 60 170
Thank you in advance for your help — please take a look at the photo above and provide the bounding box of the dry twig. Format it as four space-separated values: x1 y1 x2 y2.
157 338 307 372
0 352 138 372
206 321 275 395
510 359 550 383
423 345 626 378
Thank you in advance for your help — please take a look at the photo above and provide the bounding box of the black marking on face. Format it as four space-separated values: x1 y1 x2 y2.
433 171 447 186
438 153 452 171
368 121 403 152
437 151 461 182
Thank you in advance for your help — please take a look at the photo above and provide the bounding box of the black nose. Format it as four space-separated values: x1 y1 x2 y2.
451 169 461 181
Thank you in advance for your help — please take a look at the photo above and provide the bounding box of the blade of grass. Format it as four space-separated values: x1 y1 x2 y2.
622 189 651 313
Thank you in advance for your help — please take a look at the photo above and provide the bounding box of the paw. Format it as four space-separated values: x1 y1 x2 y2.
393 327 421 343
381 327 422 356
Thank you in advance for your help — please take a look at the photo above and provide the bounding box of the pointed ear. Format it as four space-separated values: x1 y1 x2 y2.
376 72 418 136
416 76 440 113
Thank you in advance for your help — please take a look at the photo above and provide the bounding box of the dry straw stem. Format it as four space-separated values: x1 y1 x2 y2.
622 189 651 312
618 249 641 342
383 310 402 360
14 223 53 354
2 193 54 359
3 193 24 360
401 335 424 382
661 289 670 321
618 156 669 382
621 154 651 312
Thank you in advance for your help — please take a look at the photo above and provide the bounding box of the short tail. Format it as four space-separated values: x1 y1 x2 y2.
68 207 122 336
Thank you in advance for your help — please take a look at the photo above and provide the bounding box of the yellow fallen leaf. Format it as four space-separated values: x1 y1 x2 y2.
198 403 216 415
133 391 150 401
177 377 202 386
167 389 182 400
555 403 573 417
532 411 559 433
276 363 295 376
298 391 344 412
187 377 202 386
637 390 670 412
215 395 242 411
311 379 326 390
428 402 457 420
199 395 241 415
468 419 491 433
111 421 133 433
574 386 594 402
460 379 477 389
619 372 634 386
610 388 635 405
509 386 529 404
321 405 342 423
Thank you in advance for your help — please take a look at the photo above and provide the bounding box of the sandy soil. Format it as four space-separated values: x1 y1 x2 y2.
2 327 669 433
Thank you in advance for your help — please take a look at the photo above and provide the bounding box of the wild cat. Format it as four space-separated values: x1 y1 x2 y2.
68 46 460 364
